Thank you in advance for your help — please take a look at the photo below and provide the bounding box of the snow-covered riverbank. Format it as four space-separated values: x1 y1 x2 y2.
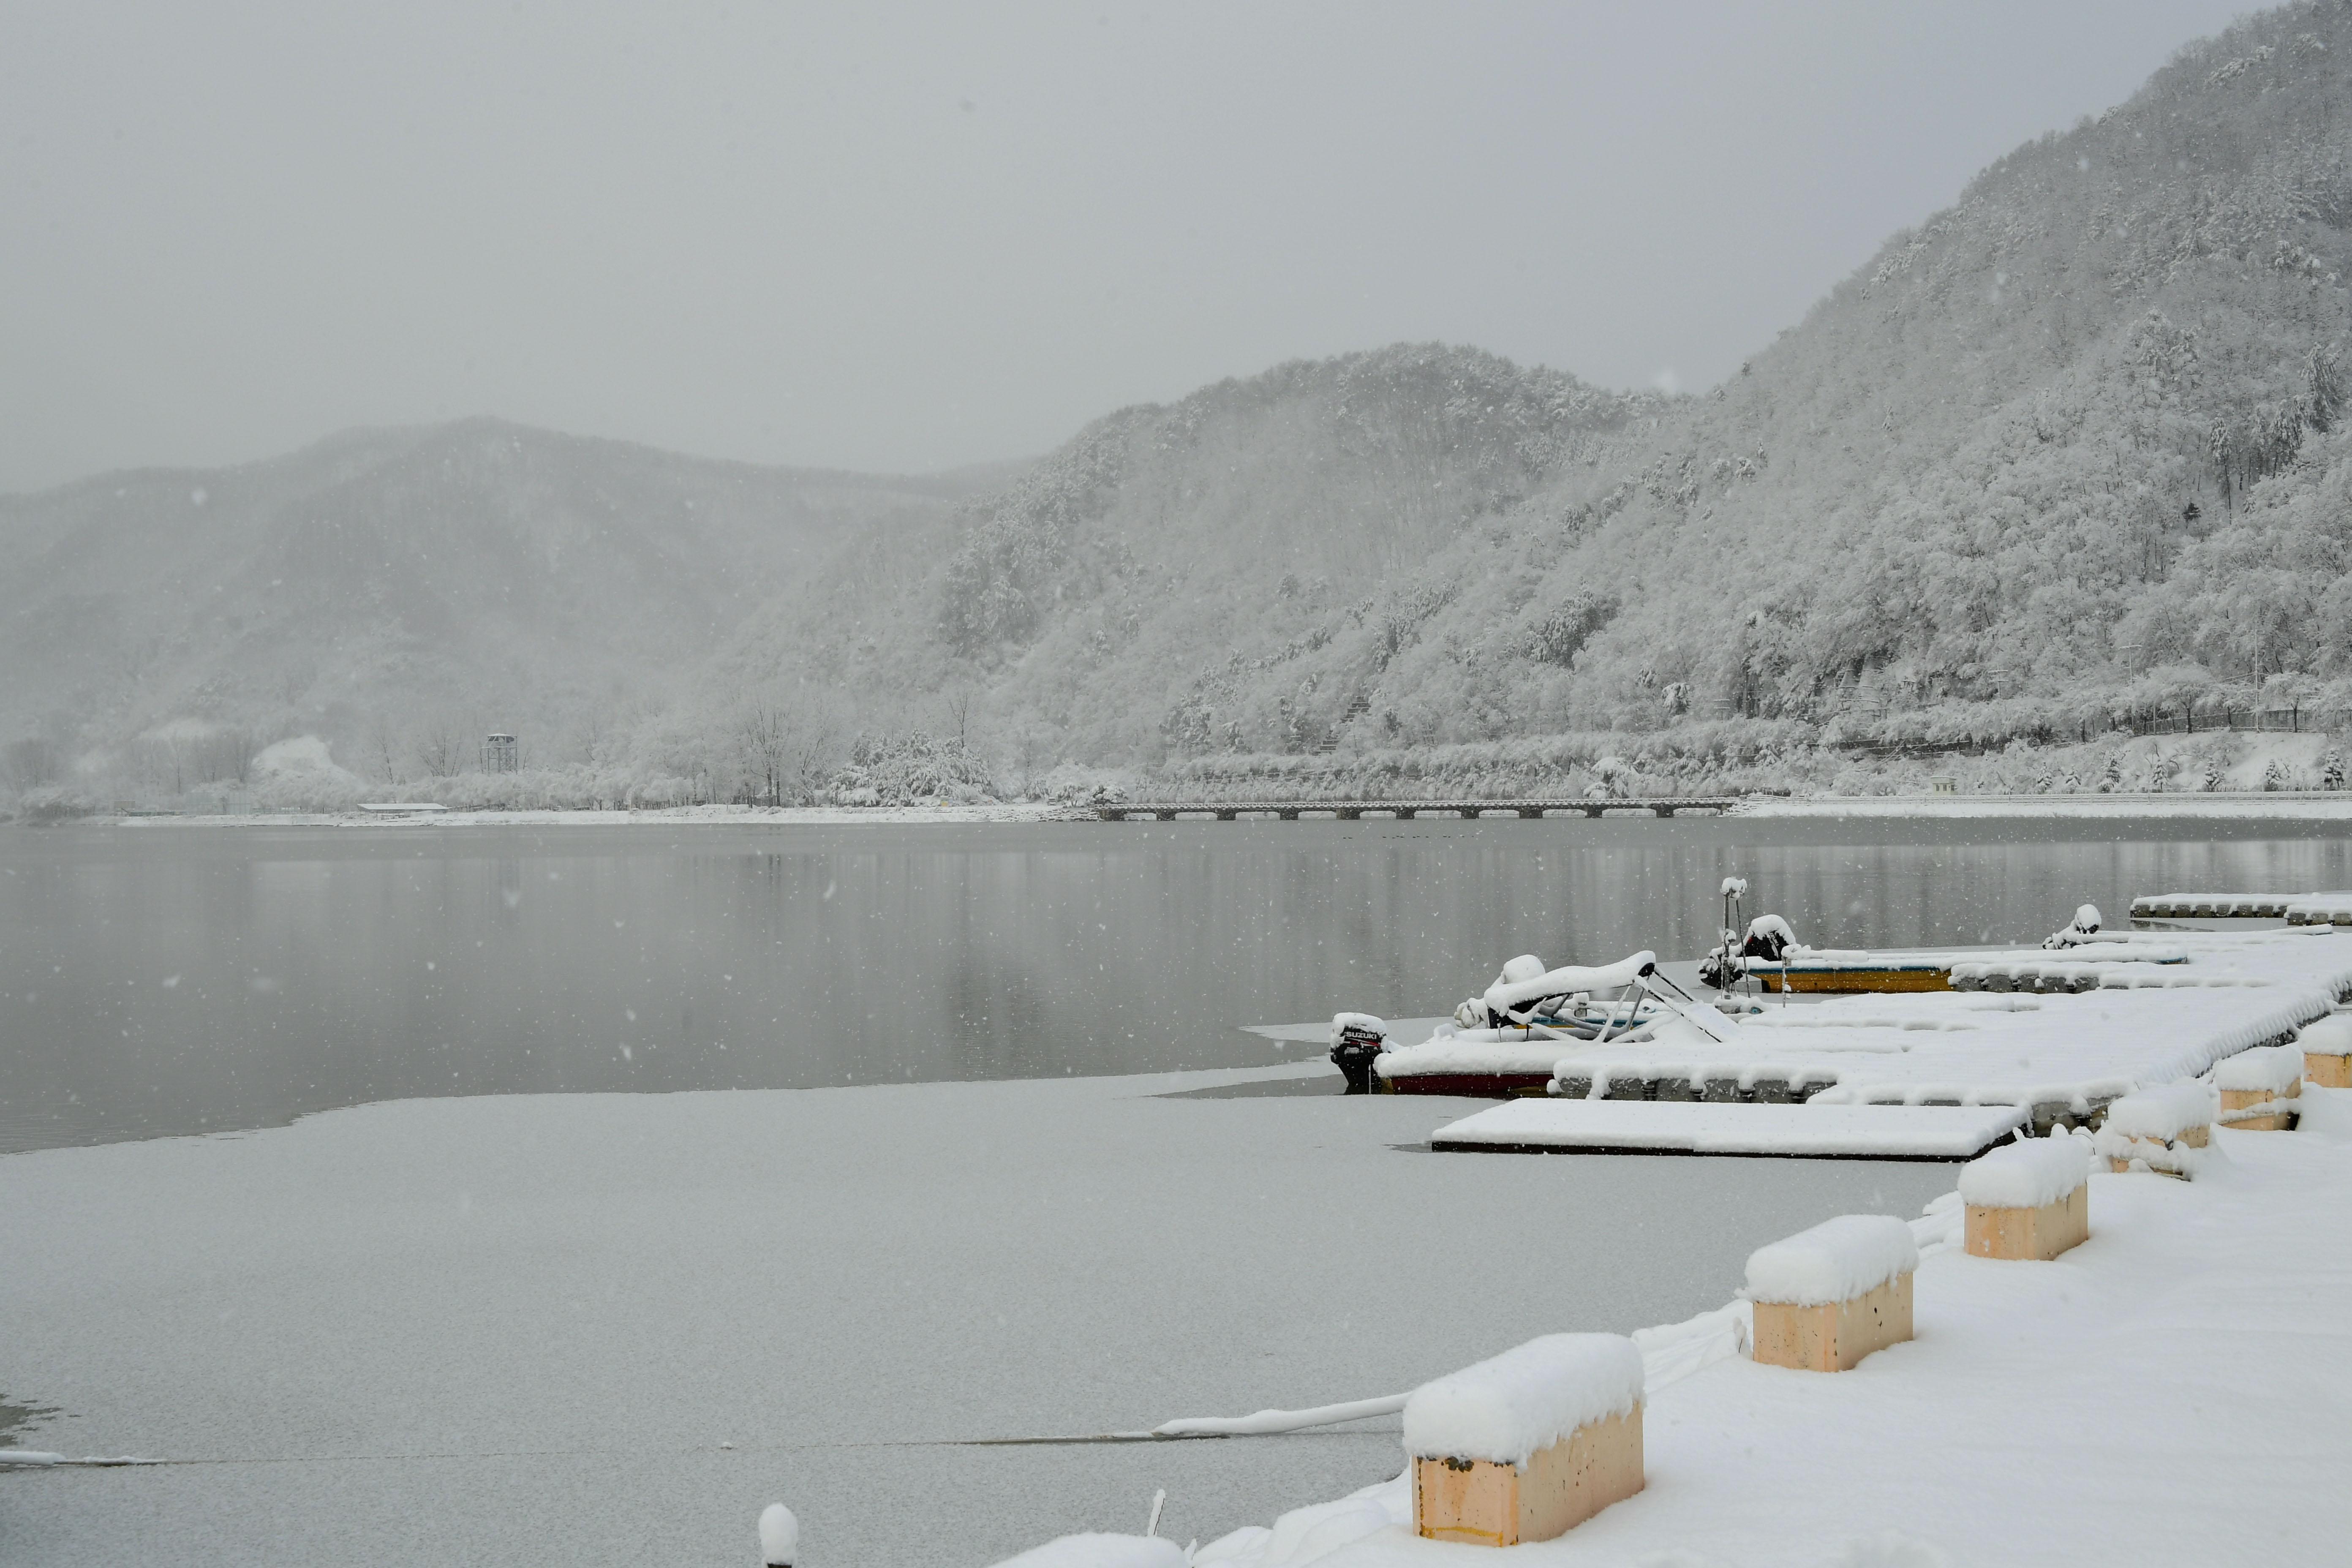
96 801 1072 829
1132 1088 2352 1566
74 792 2352 828
0 1066 1951 1567
1738 791 2352 820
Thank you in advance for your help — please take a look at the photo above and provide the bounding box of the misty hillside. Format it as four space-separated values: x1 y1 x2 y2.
0 420 991 769
725 345 1665 760
783 0 2352 777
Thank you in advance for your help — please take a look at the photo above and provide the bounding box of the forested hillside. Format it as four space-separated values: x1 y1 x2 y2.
794 0 2352 784
12 0 2352 809
726 346 1663 760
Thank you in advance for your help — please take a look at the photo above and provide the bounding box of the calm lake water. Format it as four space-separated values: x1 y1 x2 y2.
5 816 2350 1153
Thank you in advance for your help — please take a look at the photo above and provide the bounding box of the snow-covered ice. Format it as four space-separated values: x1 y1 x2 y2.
991 1533 1185 1568
1153 1394 1409 1440
1399 1334 1642 1467
1244 1018 1446 1047
0 1062 1952 1568
1741 1214 1917 1307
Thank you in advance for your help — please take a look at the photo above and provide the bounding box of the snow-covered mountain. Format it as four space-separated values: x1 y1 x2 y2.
845 1 2352 770
715 3 2352 780
10 1 2352 798
0 419 989 777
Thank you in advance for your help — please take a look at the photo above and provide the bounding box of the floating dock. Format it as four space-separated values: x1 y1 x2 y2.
2131 891 2294 920
2128 890 2352 923
1379 925 2352 1153
1429 1100 2030 1160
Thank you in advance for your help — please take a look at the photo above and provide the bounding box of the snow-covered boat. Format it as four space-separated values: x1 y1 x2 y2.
1700 912 1953 994
1364 951 1742 1097
1699 903 2195 995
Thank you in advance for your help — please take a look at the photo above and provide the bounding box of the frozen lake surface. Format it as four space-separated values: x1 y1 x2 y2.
5 817 2340 1564
0 1065 1957 1567
9 817 2352 1152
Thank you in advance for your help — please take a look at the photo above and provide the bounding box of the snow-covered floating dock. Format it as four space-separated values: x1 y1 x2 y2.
2130 889 2352 923
1428 1101 2029 1160
1397 926 2352 1156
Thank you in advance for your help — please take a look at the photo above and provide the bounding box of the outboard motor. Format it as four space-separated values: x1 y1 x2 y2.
2041 904 2103 950
1495 954 1548 988
1453 956 1550 1029
1484 955 1551 1026
1328 1013 1390 1094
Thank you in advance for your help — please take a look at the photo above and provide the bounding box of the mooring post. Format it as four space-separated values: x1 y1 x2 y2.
759 1503 798 1567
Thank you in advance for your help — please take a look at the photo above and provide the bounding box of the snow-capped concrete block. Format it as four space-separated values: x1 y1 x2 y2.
1745 1214 1917 1371
2102 1081 2216 1141
1410 1414 1644 1547
2095 1081 2214 1176
1960 1137 2091 1261
2215 1044 2303 1130
1405 1334 1644 1546
2300 1014 2352 1089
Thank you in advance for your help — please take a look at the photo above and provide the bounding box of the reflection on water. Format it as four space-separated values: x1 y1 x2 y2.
4 817 2348 1152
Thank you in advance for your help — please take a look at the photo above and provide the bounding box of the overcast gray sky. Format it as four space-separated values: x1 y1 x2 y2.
0 0 2255 493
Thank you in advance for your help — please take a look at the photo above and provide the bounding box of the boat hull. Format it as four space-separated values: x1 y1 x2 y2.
1746 965 1949 994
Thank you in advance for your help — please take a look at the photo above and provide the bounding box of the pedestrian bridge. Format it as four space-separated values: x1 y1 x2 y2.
1092 797 1737 821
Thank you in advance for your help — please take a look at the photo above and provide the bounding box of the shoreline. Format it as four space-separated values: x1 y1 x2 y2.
44 790 2352 828
1734 790 2352 819
79 801 1075 828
